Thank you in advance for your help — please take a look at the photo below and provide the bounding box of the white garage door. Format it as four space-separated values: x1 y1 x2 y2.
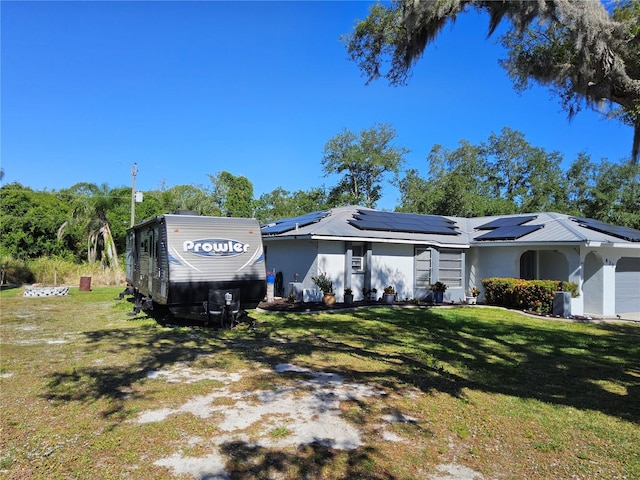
616 257 640 315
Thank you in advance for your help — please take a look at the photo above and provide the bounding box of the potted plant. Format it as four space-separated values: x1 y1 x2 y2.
382 285 395 304
465 286 480 304
430 281 448 304
344 288 354 305
312 271 335 305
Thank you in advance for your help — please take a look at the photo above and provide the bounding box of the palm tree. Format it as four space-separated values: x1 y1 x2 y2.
57 182 119 268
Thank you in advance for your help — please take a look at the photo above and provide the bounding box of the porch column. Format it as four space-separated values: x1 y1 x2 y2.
601 262 617 317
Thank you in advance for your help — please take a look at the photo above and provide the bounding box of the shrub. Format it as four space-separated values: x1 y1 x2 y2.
0 255 35 285
482 277 579 314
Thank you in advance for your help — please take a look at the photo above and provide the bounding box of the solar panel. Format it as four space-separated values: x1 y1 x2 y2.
477 215 538 230
261 210 329 235
570 217 640 242
349 210 460 235
475 224 544 241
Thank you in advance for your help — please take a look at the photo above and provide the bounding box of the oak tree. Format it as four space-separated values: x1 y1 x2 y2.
344 0 640 163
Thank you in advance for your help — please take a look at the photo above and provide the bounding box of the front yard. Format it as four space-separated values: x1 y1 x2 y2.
1 286 638 479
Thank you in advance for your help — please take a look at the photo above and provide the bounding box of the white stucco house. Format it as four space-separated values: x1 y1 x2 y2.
261 206 640 319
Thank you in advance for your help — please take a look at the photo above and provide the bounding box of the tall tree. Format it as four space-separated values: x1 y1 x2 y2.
0 183 70 259
399 128 569 217
565 152 598 216
322 123 408 208
208 171 254 218
159 184 213 216
344 0 640 163
57 183 120 268
485 127 567 212
398 142 505 217
253 187 332 224
585 160 640 228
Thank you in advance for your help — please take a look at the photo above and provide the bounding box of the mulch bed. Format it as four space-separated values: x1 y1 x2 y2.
257 297 434 313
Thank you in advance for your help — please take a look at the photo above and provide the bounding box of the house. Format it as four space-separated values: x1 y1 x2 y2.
261 206 640 318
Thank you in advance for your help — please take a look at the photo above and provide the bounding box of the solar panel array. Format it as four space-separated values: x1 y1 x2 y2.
348 210 460 236
473 214 543 241
570 217 640 242
261 210 330 235
477 215 538 230
475 224 544 241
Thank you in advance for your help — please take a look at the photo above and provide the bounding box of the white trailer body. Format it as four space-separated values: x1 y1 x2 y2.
125 213 266 321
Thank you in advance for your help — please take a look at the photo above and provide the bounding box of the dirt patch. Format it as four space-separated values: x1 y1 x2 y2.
136 361 484 479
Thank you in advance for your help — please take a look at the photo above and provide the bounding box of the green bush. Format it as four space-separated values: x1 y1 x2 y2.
482 277 579 314
0 255 35 285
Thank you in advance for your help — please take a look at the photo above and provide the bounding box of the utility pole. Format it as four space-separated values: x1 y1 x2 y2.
130 163 137 227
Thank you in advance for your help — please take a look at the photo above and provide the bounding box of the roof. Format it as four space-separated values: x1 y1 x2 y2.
261 206 640 248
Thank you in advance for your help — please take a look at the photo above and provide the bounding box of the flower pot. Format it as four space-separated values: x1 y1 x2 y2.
382 293 395 304
344 294 354 305
322 293 336 305
433 291 444 304
466 296 477 305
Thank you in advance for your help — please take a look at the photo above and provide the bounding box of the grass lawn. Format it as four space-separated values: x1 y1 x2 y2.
1 286 639 479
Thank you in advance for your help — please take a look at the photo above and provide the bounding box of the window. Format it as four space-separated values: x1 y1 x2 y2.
438 250 463 287
352 245 364 272
415 248 432 287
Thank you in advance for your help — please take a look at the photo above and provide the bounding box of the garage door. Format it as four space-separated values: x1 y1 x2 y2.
616 257 640 315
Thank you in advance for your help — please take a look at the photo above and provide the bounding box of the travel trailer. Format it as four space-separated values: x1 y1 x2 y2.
120 212 266 326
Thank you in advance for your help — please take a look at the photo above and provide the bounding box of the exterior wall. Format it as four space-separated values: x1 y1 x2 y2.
472 247 521 286
265 239 318 296
317 240 348 301
370 243 415 301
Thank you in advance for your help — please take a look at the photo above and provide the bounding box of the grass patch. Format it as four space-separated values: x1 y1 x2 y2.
1 287 639 479
269 425 292 438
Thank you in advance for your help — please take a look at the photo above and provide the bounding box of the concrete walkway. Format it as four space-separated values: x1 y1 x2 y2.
602 312 640 322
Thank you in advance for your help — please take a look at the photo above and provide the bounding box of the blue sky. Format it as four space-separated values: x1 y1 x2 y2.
1 1 631 211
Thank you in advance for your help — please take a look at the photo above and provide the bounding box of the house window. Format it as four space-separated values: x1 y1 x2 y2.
438 250 462 287
415 247 432 287
352 245 364 272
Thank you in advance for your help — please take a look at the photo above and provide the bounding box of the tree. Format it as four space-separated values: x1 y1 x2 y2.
344 0 640 163
0 183 70 259
398 128 570 217
322 123 408 208
208 171 254 218
57 183 120 268
159 184 213 216
398 142 505 217
565 152 598 215
584 160 640 228
485 127 567 212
